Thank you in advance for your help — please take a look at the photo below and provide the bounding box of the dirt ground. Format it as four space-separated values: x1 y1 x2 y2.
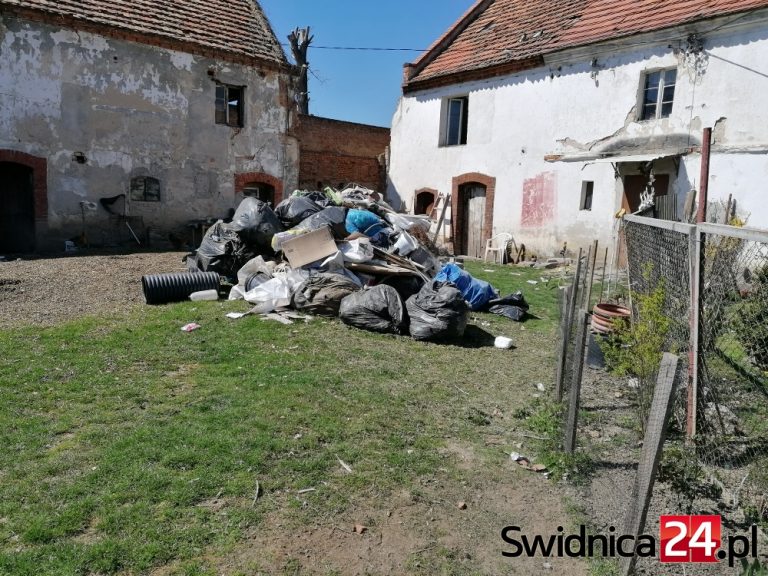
572 345 768 575
0 250 187 328
1 250 591 575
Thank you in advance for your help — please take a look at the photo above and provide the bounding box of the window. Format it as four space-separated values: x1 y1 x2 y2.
130 176 160 202
441 96 468 146
242 182 275 205
640 69 676 120
580 181 593 211
215 84 243 127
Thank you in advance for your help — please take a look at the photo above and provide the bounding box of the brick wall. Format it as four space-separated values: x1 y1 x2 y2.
295 115 389 192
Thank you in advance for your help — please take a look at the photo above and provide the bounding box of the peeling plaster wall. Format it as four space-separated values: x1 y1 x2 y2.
0 15 298 248
388 19 768 256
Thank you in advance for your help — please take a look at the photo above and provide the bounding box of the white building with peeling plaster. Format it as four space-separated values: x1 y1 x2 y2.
0 0 298 252
387 0 768 258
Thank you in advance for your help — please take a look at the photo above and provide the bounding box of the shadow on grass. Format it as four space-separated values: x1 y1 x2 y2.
455 324 502 349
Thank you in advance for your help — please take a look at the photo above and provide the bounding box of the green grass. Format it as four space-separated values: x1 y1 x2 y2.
0 262 562 575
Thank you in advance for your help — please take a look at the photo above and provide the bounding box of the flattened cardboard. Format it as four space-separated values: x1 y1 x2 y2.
281 226 338 268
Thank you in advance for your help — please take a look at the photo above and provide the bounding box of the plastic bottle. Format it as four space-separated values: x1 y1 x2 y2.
189 289 219 301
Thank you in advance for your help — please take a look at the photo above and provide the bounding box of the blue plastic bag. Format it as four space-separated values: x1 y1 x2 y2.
433 263 498 311
345 209 386 236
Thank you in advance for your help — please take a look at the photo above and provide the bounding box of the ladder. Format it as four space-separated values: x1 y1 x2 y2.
429 192 450 245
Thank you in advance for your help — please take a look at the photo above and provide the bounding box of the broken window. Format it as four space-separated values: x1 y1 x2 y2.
580 181 593 211
441 96 468 146
130 176 161 202
640 69 676 121
215 84 244 127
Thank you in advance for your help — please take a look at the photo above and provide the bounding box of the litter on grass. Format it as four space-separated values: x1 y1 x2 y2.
142 184 536 345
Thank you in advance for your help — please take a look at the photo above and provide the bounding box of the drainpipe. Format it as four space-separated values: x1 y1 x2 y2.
696 127 711 224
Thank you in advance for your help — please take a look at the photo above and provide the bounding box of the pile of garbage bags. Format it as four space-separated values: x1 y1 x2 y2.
175 184 528 342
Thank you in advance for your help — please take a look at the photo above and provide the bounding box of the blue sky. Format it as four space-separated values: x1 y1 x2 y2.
260 0 475 127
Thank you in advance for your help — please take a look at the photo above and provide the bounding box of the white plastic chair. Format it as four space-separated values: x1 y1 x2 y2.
484 232 515 264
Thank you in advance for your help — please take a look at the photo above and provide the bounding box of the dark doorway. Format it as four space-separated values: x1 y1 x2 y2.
242 182 275 205
622 174 669 215
415 190 435 215
0 162 35 253
459 183 486 258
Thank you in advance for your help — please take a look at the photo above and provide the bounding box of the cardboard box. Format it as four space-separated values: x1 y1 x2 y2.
281 226 338 268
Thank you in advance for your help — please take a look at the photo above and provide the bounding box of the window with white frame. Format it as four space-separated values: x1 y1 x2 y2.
639 69 676 121
441 96 468 146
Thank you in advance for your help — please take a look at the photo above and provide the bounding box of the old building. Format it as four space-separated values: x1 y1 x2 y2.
387 0 768 257
0 0 299 252
295 115 389 195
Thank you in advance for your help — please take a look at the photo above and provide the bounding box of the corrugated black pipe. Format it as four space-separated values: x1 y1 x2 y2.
141 272 220 304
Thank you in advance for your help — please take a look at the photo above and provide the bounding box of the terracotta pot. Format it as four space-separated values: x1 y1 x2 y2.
592 302 631 320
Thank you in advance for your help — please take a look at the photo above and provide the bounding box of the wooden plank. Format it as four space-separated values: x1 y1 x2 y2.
563 310 589 454
623 214 696 235
555 248 583 402
620 353 680 576
697 221 768 243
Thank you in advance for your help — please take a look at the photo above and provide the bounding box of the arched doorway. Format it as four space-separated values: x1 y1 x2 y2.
0 162 35 253
460 183 486 258
451 173 496 258
234 172 283 207
242 182 276 205
414 189 436 215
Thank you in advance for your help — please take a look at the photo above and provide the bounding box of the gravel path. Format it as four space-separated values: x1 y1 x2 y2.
0 250 189 328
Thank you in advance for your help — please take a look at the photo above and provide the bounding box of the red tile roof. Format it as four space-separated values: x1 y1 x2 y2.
0 0 286 67
405 0 768 90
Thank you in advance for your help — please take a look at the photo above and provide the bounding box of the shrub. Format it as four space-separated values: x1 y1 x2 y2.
733 265 768 371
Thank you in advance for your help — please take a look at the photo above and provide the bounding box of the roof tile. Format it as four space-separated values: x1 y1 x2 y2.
408 0 768 86
0 0 286 65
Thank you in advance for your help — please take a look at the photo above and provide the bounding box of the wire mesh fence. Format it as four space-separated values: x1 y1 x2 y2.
696 224 768 526
551 217 768 574
623 218 693 435
622 217 768 572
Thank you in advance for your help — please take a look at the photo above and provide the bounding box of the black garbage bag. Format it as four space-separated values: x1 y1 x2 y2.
229 197 284 253
292 272 360 316
191 220 253 278
406 283 470 341
339 285 406 334
488 291 530 321
380 275 425 302
274 195 322 227
291 206 348 238
293 189 337 208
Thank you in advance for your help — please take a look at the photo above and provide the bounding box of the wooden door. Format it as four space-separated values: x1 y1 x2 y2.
462 184 486 258
0 162 35 253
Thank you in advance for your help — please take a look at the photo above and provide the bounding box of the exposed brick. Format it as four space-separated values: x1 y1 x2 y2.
234 171 284 203
295 115 389 192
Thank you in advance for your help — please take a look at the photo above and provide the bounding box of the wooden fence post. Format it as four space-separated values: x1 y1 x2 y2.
555 248 583 401
564 310 589 454
620 353 680 576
